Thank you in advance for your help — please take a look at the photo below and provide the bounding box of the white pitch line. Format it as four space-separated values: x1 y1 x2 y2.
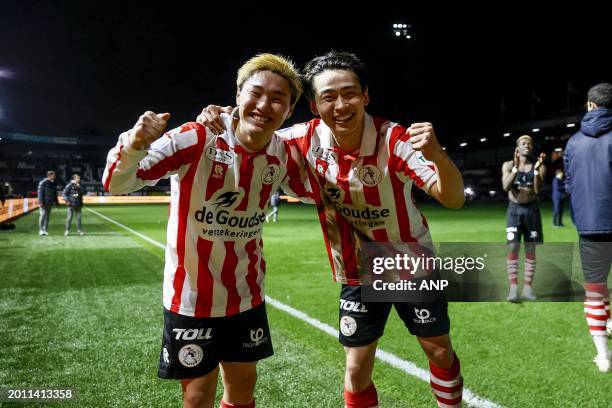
88 208 166 250
87 207 503 408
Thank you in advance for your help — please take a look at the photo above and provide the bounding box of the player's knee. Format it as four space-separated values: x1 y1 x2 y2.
427 344 454 369
224 371 257 402
345 358 372 386
181 376 217 408
182 387 210 408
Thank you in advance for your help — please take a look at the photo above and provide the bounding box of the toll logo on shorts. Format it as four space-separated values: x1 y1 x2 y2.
413 308 437 324
340 316 358 337
172 328 213 341
178 344 204 368
339 299 368 313
242 328 269 348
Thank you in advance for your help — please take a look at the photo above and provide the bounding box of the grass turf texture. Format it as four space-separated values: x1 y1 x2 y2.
1 202 610 407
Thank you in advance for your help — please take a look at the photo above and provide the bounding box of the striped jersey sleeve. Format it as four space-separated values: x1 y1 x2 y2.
389 124 438 193
102 123 205 194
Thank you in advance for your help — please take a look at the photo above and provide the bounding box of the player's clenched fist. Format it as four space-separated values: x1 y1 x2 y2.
129 111 171 150
408 122 443 162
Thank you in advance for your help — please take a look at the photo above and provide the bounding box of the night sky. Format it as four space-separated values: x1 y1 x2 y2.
1 2 610 147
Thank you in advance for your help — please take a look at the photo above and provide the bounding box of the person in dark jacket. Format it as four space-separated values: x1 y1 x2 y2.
63 174 87 236
552 169 567 227
564 82 612 373
37 170 59 235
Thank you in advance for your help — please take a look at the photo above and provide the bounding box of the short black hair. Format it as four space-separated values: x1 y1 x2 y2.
302 51 368 101
587 83 612 109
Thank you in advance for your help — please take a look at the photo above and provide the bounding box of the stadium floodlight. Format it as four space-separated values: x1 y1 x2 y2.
442 146 446 150
392 23 412 39
459 142 467 147
480 138 487 142
464 186 475 197
489 190 497 197
566 123 575 128
503 132 511 137
555 147 563 152
0 68 15 79
532 128 540 132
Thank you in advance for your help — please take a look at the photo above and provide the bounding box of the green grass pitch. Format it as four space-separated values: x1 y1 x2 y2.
1 201 610 407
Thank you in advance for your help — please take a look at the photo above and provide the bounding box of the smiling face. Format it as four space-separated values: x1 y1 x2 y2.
235 70 294 141
517 137 533 156
310 69 369 142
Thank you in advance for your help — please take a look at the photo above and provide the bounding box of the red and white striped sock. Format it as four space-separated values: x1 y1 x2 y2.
584 283 610 335
506 253 519 285
344 383 379 408
429 352 463 408
220 400 255 408
524 253 536 286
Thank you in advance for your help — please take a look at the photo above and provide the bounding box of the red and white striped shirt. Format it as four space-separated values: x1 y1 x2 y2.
103 114 308 317
280 113 438 285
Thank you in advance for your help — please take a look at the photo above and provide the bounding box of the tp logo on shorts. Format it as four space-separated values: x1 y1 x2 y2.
340 316 358 337
414 308 437 324
250 328 264 345
178 344 204 368
242 328 269 348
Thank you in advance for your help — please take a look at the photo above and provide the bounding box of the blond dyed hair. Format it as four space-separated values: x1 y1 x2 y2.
237 53 303 105
516 134 533 145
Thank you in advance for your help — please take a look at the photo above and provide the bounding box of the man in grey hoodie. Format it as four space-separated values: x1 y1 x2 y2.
564 82 612 372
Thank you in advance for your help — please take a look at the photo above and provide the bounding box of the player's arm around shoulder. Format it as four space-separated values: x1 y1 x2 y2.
407 122 465 209
279 137 314 204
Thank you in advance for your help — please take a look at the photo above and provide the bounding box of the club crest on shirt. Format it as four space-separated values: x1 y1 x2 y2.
261 164 281 185
359 165 382 187
311 145 338 164
206 146 235 165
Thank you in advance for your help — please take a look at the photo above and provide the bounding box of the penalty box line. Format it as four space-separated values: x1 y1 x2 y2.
87 207 503 408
